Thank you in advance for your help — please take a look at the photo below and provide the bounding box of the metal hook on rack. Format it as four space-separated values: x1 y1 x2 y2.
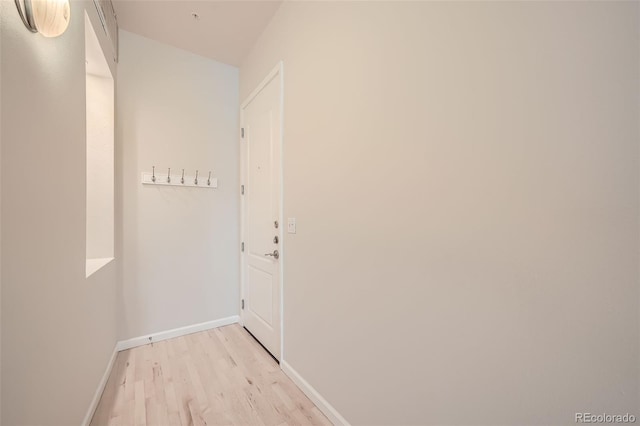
142 168 216 189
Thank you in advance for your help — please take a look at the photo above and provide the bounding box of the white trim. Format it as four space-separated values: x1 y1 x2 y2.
241 61 283 109
116 315 239 351
240 61 285 360
278 63 285 361
281 361 350 426
81 344 118 426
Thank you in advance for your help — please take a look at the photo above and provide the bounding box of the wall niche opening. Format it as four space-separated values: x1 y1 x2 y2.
85 11 115 278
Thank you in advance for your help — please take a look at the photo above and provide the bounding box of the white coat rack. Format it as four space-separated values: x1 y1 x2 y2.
141 167 218 189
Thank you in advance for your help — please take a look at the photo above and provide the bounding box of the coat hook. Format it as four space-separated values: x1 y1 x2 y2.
152 166 156 183
194 170 199 185
207 171 211 186
167 168 171 183
181 169 185 184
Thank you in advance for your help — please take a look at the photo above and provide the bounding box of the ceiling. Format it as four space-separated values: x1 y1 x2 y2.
112 0 283 67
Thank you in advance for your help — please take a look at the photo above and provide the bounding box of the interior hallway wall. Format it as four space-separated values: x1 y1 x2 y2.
118 30 240 340
0 1 120 424
1 1 4 419
240 2 640 424
0 1 4 419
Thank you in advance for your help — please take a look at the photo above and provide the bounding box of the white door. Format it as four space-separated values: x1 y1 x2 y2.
241 64 282 360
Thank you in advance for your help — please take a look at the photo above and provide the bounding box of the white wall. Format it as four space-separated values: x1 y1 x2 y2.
118 30 239 340
0 1 120 424
0 2 3 419
241 2 640 424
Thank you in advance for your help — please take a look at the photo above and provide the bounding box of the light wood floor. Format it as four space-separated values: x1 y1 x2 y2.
90 324 331 426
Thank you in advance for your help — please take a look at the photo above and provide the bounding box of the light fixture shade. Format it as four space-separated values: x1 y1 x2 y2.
31 0 70 37
15 0 70 37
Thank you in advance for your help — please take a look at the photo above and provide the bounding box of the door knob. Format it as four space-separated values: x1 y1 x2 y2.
264 250 279 260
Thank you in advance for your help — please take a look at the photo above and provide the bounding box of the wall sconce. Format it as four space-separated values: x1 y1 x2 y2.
15 0 70 37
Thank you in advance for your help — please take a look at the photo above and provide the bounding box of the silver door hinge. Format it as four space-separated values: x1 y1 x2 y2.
241 299 245 310
241 185 245 195
241 242 245 252
241 128 245 138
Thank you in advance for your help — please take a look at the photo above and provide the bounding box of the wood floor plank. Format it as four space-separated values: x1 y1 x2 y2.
91 324 330 426
134 380 146 426
123 351 136 401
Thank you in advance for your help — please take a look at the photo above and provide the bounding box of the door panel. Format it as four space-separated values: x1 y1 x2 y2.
248 110 274 259
241 65 282 360
248 265 274 326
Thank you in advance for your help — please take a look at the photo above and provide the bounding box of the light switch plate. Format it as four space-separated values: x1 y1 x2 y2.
287 218 296 234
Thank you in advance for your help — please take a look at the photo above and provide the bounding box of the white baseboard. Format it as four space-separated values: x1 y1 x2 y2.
281 360 350 426
82 344 118 426
116 315 239 351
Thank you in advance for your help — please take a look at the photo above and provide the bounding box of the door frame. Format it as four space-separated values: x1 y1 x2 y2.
239 61 284 360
